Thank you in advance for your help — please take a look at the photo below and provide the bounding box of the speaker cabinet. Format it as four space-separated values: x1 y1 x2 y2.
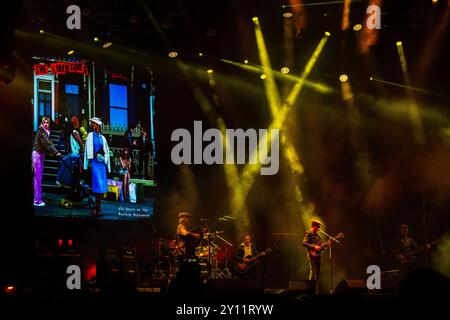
334 279 367 294
96 257 122 288
122 258 138 287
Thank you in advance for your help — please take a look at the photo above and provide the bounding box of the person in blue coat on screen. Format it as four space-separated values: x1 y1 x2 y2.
83 117 110 217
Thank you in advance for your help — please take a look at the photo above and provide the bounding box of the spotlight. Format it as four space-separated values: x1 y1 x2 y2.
67 50 75 55
260 74 267 80
168 51 178 58
280 67 290 74
339 74 348 82
353 24 362 31
198 52 204 57
369 77 374 81
207 69 213 74
4 285 16 295
432 0 438 3
283 12 293 18
244 59 249 64
396 41 402 47
252 17 258 22
325 31 331 37
102 42 112 48
39 29 44 34
94 37 99 42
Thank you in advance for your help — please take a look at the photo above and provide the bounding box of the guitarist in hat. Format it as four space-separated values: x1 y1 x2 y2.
175 212 203 261
303 220 323 282
234 233 265 280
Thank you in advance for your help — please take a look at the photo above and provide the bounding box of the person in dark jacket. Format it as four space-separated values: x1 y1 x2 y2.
234 234 263 280
393 224 419 281
123 126 135 149
137 127 153 179
32 117 61 206
302 220 323 281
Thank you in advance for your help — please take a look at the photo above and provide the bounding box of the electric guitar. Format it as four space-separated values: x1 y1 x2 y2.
397 239 439 264
308 232 344 258
234 248 272 274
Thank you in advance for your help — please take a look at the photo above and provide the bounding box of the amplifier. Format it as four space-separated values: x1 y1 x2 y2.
119 247 137 259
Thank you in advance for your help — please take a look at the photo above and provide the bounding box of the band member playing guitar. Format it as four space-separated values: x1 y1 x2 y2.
175 212 204 260
168 212 205 295
234 234 267 280
393 224 427 281
303 220 344 289
303 220 323 282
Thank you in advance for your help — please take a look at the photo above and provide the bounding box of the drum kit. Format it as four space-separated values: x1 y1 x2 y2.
196 231 235 280
152 237 177 281
152 228 235 281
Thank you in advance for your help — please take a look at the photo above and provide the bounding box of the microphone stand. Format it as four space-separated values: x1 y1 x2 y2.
217 235 233 279
152 224 159 280
216 234 233 247
318 229 341 294
201 220 213 280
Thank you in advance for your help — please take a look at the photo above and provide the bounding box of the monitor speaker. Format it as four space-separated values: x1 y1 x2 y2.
288 280 316 294
334 279 367 294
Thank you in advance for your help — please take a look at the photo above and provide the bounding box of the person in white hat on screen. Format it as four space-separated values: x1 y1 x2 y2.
83 117 110 216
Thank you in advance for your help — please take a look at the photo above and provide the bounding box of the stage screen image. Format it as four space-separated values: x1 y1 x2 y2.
31 61 156 220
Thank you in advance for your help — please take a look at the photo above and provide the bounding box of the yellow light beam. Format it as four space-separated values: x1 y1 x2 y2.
341 77 374 190
253 17 282 115
253 16 304 178
178 61 250 235
396 42 410 84
341 80 354 103
286 32 330 107
283 0 362 8
217 117 250 233
417 5 450 85
369 77 450 99
176 61 215 122
238 33 330 202
136 0 170 46
206 69 221 113
396 42 426 145
282 6 295 97
220 58 333 94
16 29 170 70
